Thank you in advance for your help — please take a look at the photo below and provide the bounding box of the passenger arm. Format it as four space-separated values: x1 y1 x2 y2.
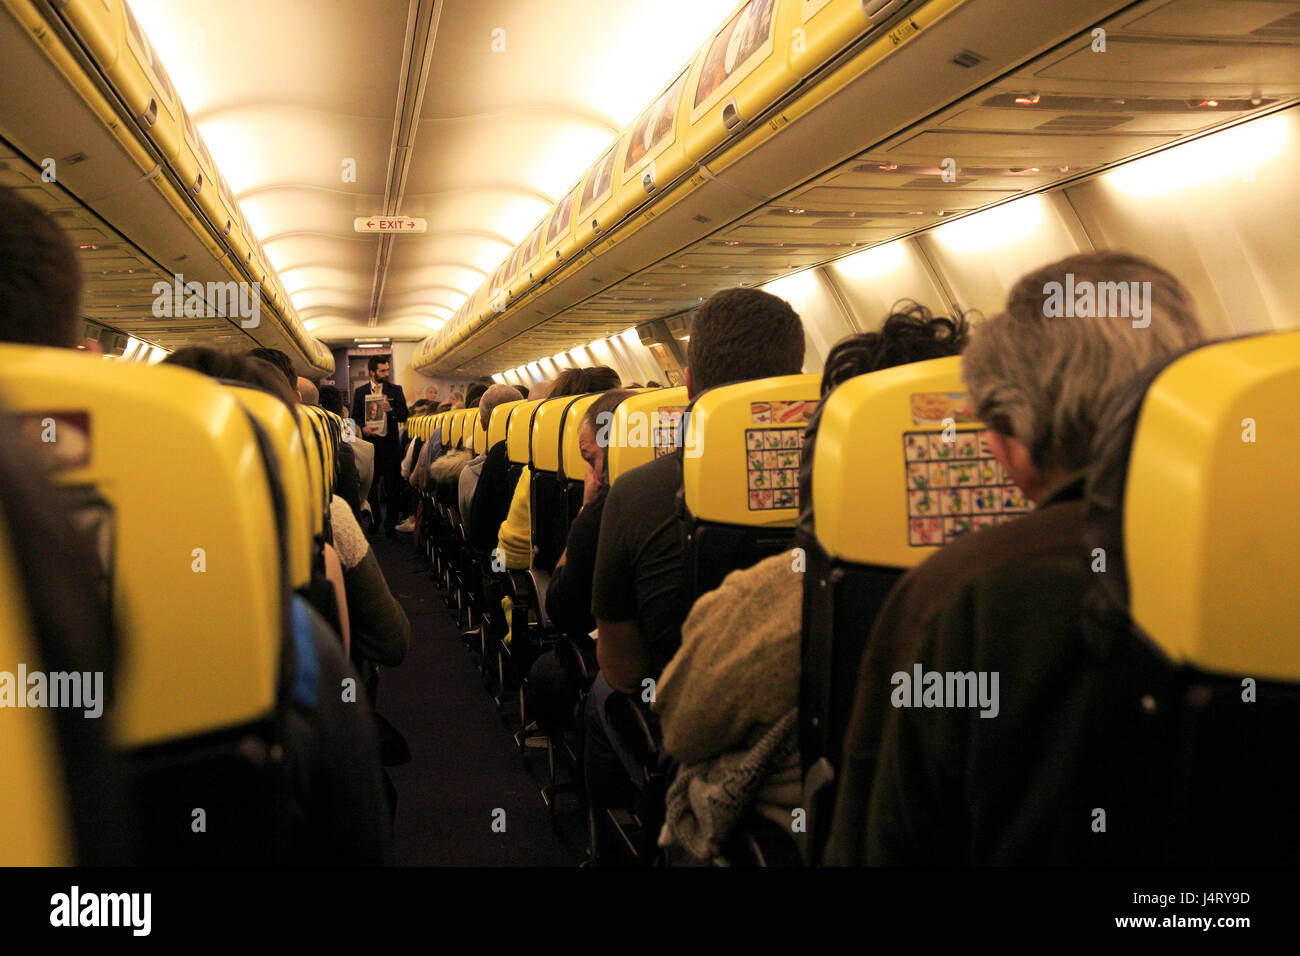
596 618 651 695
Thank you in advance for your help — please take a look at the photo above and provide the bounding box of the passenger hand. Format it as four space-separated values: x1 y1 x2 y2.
583 465 601 505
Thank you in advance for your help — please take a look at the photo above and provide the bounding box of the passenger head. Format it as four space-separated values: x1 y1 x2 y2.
963 251 1205 501
165 347 298 408
479 384 522 432
821 302 970 398
517 385 530 400
367 354 391 383
0 185 83 348
645 380 661 388
424 385 439 403
319 385 345 417
582 389 636 489
529 380 555 401
551 366 621 397
246 348 296 392
297 377 319 406
465 383 489 411
686 288 805 397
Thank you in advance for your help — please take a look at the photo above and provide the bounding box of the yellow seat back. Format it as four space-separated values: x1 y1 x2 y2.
530 396 581 474
606 386 688 482
560 394 603 483
813 356 1004 568
1126 331 1300 681
297 407 327 538
0 346 281 748
231 387 314 590
488 400 524 448
683 375 821 528
470 414 488 455
0 508 72 864
439 411 453 445
507 399 547 465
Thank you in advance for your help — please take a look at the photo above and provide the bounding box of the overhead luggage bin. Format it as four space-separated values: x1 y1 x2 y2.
540 183 583 272
572 135 629 251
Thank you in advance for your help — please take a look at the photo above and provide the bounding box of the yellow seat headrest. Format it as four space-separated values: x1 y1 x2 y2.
231 387 313 591
682 375 821 528
560 394 603 483
606 386 688 482
813 356 1009 567
0 346 282 748
507 399 547 465
531 396 581 473
488 400 524 447
1126 331 1300 681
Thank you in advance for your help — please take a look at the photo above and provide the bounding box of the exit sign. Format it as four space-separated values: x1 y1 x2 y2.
353 216 427 233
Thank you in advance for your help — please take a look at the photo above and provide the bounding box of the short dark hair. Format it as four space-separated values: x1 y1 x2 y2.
318 385 344 416
0 186 83 347
551 366 622 398
367 354 391 374
246 348 296 390
166 347 297 408
465 383 489 409
820 302 971 397
687 288 805 392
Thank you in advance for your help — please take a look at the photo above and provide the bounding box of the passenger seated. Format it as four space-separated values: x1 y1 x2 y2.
496 369 618 571
246 347 298 395
467 378 554 553
526 388 635 733
586 287 805 808
654 305 970 862
323 384 372 524
459 384 523 535
0 185 82 348
824 252 1207 865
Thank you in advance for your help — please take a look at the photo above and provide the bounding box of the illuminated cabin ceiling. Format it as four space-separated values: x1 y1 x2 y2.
434 0 1300 376
127 0 743 346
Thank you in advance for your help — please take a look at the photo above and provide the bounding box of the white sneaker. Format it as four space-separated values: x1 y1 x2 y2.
395 516 417 533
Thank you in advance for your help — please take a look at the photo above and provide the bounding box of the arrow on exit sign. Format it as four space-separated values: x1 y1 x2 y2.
354 216 427 233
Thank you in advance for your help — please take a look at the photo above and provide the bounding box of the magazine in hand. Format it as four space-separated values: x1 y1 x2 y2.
364 392 389 438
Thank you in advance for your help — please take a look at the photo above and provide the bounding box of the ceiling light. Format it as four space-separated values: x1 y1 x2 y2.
1014 93 1041 106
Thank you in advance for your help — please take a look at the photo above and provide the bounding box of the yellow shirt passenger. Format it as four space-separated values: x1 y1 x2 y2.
497 464 532 570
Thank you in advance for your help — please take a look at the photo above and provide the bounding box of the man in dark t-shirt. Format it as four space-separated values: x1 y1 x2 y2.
584 287 807 806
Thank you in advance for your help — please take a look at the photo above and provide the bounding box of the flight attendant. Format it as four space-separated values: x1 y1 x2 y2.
351 355 409 534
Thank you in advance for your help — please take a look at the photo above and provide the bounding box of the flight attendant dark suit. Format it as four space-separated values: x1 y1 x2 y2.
351 381 408 531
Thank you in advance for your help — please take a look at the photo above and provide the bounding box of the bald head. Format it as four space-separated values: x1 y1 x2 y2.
296 377 319 406
529 379 555 401
479 383 523 432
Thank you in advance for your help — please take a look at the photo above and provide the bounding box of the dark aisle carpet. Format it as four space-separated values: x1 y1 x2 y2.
367 530 589 866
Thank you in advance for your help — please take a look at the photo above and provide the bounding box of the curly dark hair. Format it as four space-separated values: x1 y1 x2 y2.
820 301 971 397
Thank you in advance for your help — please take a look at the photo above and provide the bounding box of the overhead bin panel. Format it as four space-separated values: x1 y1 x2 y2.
541 182 583 267
41 0 331 373
684 0 795 157
573 136 627 249
621 64 693 203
